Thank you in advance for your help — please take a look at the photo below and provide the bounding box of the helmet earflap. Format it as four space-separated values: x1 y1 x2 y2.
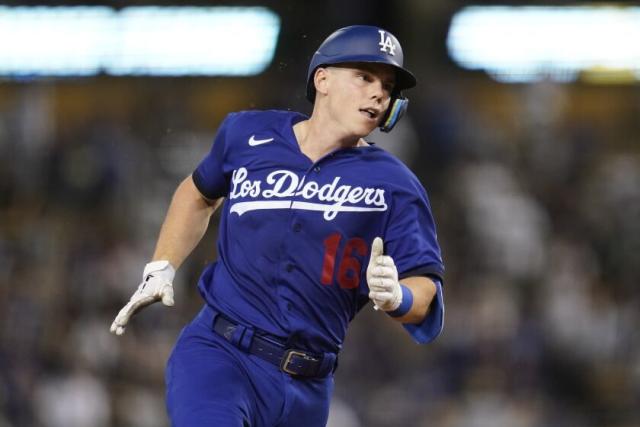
380 95 409 133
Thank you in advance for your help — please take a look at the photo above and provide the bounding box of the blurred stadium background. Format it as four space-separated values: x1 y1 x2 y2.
0 1 639 426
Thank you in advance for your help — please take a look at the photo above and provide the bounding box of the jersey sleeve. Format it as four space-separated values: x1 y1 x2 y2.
192 113 236 200
384 176 445 344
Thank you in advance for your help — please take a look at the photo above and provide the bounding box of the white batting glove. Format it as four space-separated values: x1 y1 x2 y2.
110 260 175 336
366 237 402 312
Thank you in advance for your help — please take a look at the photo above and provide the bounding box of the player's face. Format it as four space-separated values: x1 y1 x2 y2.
323 63 395 137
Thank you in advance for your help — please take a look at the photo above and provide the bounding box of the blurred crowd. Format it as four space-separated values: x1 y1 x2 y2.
1 20 640 427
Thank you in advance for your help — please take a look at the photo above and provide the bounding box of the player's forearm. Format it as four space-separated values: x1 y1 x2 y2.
152 175 220 270
392 276 437 324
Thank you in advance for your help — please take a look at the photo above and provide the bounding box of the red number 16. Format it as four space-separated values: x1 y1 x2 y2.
320 233 368 289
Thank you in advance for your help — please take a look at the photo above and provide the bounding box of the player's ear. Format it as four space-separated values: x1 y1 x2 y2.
314 67 330 98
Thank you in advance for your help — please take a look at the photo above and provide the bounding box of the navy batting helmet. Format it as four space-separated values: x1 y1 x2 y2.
306 25 416 132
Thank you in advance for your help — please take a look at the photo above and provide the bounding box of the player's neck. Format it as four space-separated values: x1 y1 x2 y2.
294 116 367 163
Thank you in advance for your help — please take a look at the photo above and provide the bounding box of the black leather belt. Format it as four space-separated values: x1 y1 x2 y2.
212 314 337 378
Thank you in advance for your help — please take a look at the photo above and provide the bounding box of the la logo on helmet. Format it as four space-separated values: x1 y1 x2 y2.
378 30 396 55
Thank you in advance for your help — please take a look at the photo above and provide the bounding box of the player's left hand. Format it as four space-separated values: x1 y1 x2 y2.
110 260 175 336
366 237 402 311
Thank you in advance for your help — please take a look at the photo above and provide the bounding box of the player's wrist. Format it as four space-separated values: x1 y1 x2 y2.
143 260 176 282
387 284 413 317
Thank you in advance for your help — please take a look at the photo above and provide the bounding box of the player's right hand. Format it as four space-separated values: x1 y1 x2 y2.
110 260 175 336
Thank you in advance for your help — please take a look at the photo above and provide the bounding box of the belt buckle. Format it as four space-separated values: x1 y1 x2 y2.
280 349 310 375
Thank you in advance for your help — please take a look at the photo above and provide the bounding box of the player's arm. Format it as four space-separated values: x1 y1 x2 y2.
366 237 438 325
388 275 437 324
110 175 222 335
152 174 222 269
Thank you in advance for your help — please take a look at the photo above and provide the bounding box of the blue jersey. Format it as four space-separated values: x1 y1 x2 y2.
192 110 445 354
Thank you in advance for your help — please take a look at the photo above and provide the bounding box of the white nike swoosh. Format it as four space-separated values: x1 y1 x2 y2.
248 135 274 146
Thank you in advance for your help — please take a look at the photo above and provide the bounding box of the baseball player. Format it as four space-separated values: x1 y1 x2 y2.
111 25 444 427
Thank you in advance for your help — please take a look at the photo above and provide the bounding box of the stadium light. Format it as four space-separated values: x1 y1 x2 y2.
0 6 281 77
447 5 640 83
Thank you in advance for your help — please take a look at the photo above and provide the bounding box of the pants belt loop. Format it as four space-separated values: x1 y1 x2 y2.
318 352 337 377
239 327 255 351
210 310 220 329
229 324 246 349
